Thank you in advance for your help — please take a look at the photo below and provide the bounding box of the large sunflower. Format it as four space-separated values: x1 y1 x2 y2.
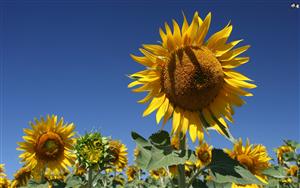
17 115 76 180
224 139 271 187
128 12 256 142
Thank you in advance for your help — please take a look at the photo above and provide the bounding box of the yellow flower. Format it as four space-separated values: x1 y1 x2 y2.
195 142 212 168
129 11 256 142
11 167 31 188
126 166 139 182
287 165 298 177
170 134 180 150
17 115 76 180
224 139 271 186
168 161 195 177
134 147 140 159
232 184 260 188
45 168 68 181
108 140 128 172
0 177 10 188
149 168 167 180
0 164 6 177
276 145 294 164
74 163 87 176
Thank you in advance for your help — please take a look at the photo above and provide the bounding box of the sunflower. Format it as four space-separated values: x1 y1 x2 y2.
73 163 87 176
149 168 167 180
108 140 128 172
287 165 298 177
276 145 294 164
0 164 6 177
128 11 256 142
195 142 213 168
11 167 31 188
224 139 271 187
126 165 139 182
0 177 10 188
17 115 76 180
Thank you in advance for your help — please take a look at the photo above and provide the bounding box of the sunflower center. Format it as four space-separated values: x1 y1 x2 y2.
36 132 64 161
161 46 224 111
237 154 254 171
198 151 210 163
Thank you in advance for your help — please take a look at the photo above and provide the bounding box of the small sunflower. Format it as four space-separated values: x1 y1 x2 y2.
73 163 87 176
0 177 10 188
11 167 31 188
126 165 139 182
129 11 256 142
17 115 76 180
168 161 196 177
149 168 167 180
108 140 128 172
0 164 6 177
75 132 109 168
276 145 294 164
224 139 271 187
287 165 298 177
195 142 213 168
134 147 140 160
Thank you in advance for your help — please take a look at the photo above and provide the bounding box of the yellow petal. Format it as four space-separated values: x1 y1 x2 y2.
225 78 257 89
156 98 169 124
181 12 189 35
130 54 154 67
219 45 250 61
181 110 189 136
214 40 243 57
172 107 181 133
221 57 249 68
143 93 166 117
162 103 174 126
224 70 253 81
143 44 168 56
172 19 182 46
195 12 211 46
206 24 232 50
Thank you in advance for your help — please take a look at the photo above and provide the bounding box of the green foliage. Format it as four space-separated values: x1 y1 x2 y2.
131 130 196 170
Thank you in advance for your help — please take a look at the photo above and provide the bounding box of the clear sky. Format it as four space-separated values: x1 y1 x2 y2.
0 0 299 178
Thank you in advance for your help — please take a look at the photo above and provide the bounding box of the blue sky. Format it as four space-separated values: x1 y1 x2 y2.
0 0 299 178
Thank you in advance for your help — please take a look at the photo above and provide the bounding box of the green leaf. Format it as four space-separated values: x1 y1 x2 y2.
206 181 232 188
282 151 297 162
192 179 209 188
65 175 85 188
26 180 49 188
149 130 171 149
262 166 286 178
208 149 263 185
131 131 196 170
284 140 300 149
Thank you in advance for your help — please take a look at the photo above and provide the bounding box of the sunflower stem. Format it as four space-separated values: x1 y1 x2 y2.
88 167 93 188
177 134 186 188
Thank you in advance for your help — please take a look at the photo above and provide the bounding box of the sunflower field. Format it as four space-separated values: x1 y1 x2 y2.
0 11 299 188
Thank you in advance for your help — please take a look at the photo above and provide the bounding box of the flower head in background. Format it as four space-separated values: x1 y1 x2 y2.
11 167 31 188
195 142 212 168
224 139 271 187
276 145 294 164
149 168 167 180
126 165 139 182
108 140 128 172
129 11 255 142
17 115 76 180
